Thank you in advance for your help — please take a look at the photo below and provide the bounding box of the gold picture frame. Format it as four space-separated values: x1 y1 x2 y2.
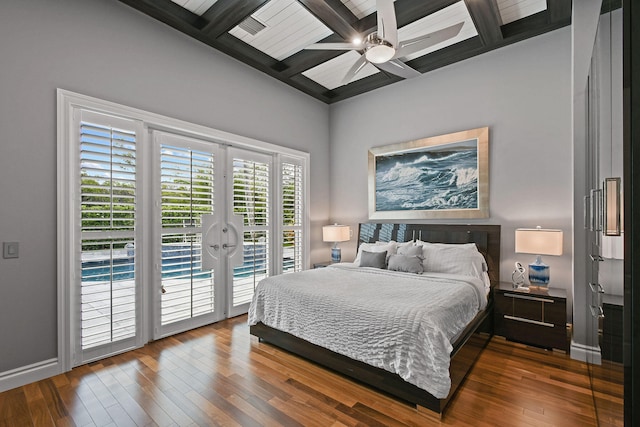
368 127 489 220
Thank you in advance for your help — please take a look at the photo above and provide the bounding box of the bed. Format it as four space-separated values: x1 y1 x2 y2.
249 223 501 418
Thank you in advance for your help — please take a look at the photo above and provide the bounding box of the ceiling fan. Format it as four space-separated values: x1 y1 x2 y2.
305 0 464 86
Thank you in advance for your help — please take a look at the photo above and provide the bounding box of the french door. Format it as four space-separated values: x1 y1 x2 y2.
153 133 274 336
75 110 144 365
63 94 308 369
153 132 225 338
227 148 272 317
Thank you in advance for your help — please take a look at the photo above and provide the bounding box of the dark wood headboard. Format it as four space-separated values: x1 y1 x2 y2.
358 223 501 283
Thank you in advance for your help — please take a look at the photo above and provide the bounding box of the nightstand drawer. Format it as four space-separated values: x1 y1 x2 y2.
498 316 567 350
494 282 567 351
496 292 564 326
313 261 333 268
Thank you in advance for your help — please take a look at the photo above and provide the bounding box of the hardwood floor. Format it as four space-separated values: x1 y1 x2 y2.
0 315 619 426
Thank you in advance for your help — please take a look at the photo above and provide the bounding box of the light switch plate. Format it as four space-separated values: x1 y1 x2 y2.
3 242 19 259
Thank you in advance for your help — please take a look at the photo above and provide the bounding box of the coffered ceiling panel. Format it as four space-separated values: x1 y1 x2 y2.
396 1 477 61
341 0 395 20
170 0 219 16
118 0 604 103
303 50 380 89
228 0 333 61
497 0 547 25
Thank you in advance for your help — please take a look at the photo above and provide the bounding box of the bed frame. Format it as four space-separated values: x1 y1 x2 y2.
250 223 501 418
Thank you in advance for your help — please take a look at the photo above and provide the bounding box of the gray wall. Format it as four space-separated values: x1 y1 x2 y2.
0 0 330 373
329 28 574 313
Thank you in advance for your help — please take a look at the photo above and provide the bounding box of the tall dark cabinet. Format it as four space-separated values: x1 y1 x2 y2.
622 0 639 424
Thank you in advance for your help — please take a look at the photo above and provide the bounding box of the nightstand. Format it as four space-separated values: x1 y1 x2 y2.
313 261 333 268
494 282 567 351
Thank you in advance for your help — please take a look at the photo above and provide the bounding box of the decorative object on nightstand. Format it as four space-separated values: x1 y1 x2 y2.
515 227 563 286
322 223 351 263
511 262 527 288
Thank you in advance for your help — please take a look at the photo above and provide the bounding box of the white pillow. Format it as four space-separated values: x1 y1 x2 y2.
354 241 397 266
417 241 486 279
416 241 479 250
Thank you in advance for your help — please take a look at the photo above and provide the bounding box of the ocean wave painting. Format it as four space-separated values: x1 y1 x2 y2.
375 139 479 212
369 127 489 220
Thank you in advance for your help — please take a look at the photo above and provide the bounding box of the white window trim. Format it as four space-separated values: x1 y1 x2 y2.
57 89 310 374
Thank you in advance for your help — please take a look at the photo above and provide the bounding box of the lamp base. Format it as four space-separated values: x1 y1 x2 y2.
528 256 550 286
331 247 341 263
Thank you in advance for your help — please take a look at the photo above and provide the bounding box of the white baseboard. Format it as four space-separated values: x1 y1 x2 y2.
570 340 602 364
0 359 61 393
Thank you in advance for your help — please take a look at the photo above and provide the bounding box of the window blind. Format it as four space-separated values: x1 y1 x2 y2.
232 158 270 307
79 120 137 349
282 161 303 273
159 145 216 325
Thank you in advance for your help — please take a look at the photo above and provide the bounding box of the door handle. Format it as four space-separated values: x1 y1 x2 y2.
202 214 219 271
226 214 245 268
589 282 605 294
590 189 603 232
583 195 590 229
590 305 605 318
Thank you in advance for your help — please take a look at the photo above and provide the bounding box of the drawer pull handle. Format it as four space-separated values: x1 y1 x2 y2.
504 315 555 328
503 293 555 303
589 282 605 294
590 254 604 262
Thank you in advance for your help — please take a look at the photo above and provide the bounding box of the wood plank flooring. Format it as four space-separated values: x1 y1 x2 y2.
0 315 621 426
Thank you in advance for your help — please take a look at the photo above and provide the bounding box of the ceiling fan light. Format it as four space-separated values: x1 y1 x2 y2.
365 44 395 63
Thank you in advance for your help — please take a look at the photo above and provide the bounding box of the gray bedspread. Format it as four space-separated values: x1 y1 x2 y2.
248 264 486 398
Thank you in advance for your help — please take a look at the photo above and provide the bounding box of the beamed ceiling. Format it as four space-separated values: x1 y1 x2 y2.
117 0 618 104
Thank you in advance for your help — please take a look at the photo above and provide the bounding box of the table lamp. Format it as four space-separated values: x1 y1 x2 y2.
515 227 563 286
322 224 351 263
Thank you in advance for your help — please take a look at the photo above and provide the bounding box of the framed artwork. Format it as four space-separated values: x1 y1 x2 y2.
368 127 489 220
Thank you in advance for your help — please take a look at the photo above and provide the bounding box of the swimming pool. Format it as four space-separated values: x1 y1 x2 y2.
81 244 268 281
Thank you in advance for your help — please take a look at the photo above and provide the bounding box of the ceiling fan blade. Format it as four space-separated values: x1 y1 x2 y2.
305 42 361 51
394 22 465 59
341 54 369 86
376 0 398 47
374 59 421 80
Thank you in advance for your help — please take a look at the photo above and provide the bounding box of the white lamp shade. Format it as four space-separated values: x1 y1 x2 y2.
515 228 563 256
322 224 351 243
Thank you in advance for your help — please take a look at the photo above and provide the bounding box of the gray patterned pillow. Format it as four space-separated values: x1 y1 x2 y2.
397 244 423 257
387 254 424 274
360 250 388 269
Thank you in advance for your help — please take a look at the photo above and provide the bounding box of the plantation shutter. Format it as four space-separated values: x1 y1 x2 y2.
281 160 304 273
231 155 270 308
159 143 216 325
78 111 138 352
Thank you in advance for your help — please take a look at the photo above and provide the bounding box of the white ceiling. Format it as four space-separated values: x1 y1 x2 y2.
342 0 396 20
165 0 553 94
303 1 478 90
496 0 547 25
171 0 219 16
228 0 333 61
302 51 381 90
